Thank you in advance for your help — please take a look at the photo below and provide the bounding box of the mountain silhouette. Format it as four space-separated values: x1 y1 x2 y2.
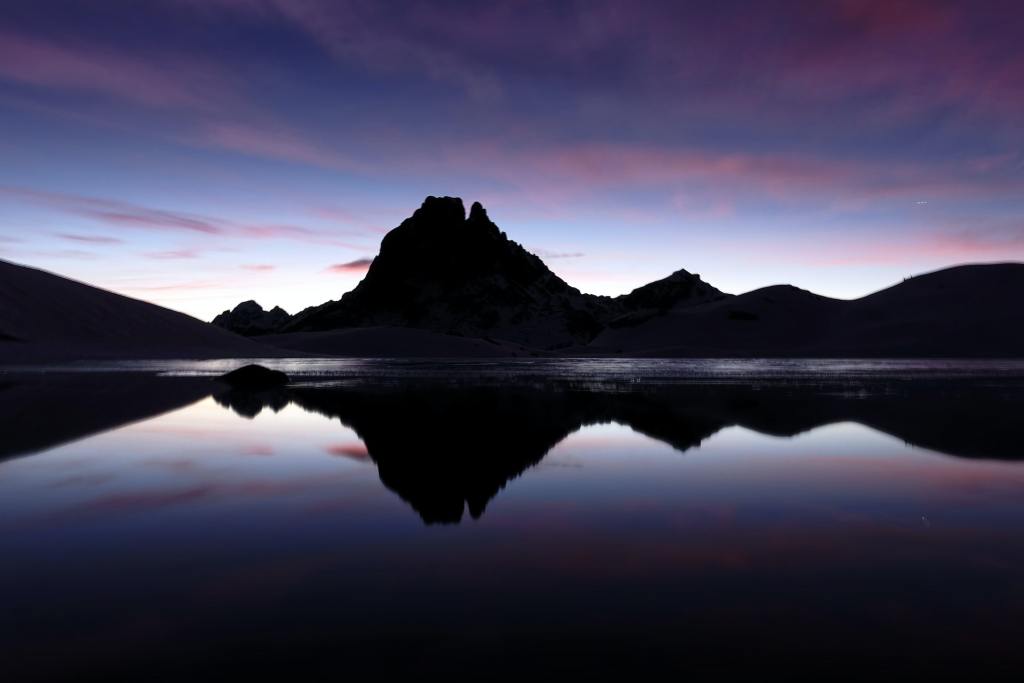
275 196 603 347
0 259 283 363
591 263 1024 356
4 196 1023 360
214 196 721 349
212 300 291 336
212 196 1024 357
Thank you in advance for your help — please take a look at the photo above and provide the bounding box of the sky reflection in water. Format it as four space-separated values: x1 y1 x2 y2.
2 375 1024 677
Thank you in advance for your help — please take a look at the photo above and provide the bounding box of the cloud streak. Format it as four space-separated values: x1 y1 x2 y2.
2 186 368 247
326 258 373 273
144 249 200 260
56 233 124 245
0 28 236 111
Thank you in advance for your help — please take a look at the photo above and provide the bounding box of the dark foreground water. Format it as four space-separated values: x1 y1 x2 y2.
2 359 1024 679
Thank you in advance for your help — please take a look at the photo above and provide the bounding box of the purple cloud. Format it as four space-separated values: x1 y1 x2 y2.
0 28 235 111
56 233 124 244
144 249 200 260
326 258 373 273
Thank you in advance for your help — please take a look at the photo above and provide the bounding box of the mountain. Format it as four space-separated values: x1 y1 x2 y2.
283 196 608 348
212 195 1024 357
0 259 282 362
213 300 292 336
589 263 1024 357
237 196 722 349
8 195 1023 360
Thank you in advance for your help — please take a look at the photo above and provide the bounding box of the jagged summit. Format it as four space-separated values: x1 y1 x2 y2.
468 200 489 222
7 193 1024 358
367 195 534 287
213 300 291 336
284 196 614 348
210 196 728 349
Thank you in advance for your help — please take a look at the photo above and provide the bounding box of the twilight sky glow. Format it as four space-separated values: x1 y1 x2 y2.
1 0 1023 320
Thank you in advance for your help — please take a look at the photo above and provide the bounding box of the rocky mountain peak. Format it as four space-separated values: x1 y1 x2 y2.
224 196 729 348
212 300 291 336
468 201 489 223
414 195 466 223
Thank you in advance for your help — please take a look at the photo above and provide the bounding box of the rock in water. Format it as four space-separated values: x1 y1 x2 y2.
217 364 289 388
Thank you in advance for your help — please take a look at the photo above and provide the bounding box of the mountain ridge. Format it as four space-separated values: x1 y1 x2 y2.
211 196 1024 357
3 196 1023 360
216 196 726 348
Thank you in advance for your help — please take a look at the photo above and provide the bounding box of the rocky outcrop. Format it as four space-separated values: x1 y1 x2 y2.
212 301 292 336
217 364 289 389
283 196 619 348
216 196 726 348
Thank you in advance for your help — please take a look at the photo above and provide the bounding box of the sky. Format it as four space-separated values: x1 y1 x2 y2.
1 0 1023 321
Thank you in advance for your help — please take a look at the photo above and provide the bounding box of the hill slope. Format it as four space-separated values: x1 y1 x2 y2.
0 259 280 362
588 264 1024 357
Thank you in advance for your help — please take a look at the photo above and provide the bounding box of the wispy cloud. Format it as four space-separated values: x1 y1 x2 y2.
56 233 124 244
2 186 368 247
241 264 275 272
0 29 236 111
125 280 224 291
144 249 200 259
195 122 359 171
326 258 373 273
531 248 584 259
2 186 223 234
181 0 504 100
22 248 100 260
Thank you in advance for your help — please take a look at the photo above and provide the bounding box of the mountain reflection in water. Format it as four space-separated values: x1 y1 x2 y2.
214 379 1024 524
2 367 1024 679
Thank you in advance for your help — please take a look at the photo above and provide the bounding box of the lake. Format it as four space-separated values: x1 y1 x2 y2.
2 359 1024 678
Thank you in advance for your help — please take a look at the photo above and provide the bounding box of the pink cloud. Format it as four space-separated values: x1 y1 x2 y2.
21 248 100 261
326 258 373 273
144 249 200 259
251 1 502 101
2 186 367 247
531 248 584 259
2 186 223 234
241 264 275 272
56 233 124 244
771 217 1024 268
197 122 360 171
0 29 234 111
126 280 223 292
326 443 370 461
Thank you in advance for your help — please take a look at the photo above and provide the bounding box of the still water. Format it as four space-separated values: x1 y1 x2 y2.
2 360 1024 678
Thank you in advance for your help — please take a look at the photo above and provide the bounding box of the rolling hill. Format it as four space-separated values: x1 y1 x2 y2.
588 263 1024 357
0 259 281 362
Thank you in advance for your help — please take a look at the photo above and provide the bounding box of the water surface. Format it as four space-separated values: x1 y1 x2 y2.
2 359 1023 678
